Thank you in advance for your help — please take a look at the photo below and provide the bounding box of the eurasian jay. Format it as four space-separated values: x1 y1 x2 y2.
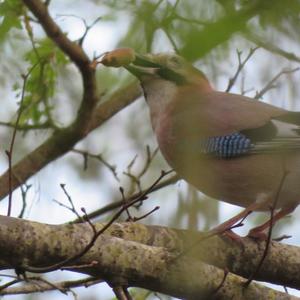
102 50 300 237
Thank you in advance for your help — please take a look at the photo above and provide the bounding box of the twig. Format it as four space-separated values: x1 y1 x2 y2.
56 14 102 46
0 83 140 201
246 32 300 64
52 184 83 221
18 183 32 218
243 165 289 287
162 0 208 28
243 205 275 287
211 269 229 295
6 62 39 216
123 287 133 300
23 10 40 61
23 0 90 69
119 187 132 221
81 207 97 235
21 171 172 273
61 260 98 270
112 286 129 300
226 47 259 92
255 68 300 99
72 149 118 181
131 206 160 222
0 279 21 292
0 0 100 202
0 276 101 295
123 146 159 198
71 174 179 223
0 121 53 131
29 276 68 295
164 29 180 53
272 234 291 242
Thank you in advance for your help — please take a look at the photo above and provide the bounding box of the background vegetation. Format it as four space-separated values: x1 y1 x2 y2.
1 0 300 299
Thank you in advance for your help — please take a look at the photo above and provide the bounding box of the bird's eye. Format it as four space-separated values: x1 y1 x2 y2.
168 55 183 68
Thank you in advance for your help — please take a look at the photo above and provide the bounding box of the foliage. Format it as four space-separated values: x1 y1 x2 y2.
0 0 23 42
0 0 300 299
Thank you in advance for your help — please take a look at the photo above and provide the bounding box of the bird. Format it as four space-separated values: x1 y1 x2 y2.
102 50 300 238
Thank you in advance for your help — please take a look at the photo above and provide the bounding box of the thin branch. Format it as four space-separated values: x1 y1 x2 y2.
212 269 229 296
6 62 39 216
29 276 68 295
112 286 130 300
0 83 140 201
246 32 300 64
131 206 160 222
56 14 102 46
23 11 40 61
0 121 53 131
72 149 118 181
255 67 300 99
52 184 83 221
0 4 142 202
18 183 32 218
165 29 180 53
244 160 289 287
0 276 102 295
123 146 159 197
0 279 21 292
21 171 173 273
226 47 258 92
71 174 179 223
23 0 98 128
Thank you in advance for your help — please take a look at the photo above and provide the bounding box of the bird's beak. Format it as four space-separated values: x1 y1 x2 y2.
125 53 186 84
124 54 162 78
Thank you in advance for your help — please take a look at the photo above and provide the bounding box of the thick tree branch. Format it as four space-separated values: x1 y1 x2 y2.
0 216 299 299
104 223 300 291
89 82 141 132
23 0 98 129
23 0 89 70
0 83 140 200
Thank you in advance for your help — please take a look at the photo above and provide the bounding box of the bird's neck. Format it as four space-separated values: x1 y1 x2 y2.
141 79 178 129
142 77 213 130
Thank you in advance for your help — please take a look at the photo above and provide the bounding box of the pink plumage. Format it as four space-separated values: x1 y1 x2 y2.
123 52 300 236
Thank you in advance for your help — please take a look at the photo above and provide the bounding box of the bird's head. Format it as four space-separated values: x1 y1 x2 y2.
124 53 212 118
124 52 210 87
100 50 212 127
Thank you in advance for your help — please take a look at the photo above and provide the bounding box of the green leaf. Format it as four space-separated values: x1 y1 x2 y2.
0 0 23 42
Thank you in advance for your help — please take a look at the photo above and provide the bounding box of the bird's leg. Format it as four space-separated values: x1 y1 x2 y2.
211 201 268 235
247 205 296 240
209 200 275 244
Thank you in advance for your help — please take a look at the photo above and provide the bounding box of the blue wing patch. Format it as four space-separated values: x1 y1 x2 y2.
200 132 254 158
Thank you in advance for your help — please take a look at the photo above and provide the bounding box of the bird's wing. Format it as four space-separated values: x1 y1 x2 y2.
198 116 300 158
243 114 300 155
169 90 300 158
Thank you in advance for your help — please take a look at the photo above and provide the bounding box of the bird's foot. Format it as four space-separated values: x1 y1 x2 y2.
221 229 241 240
220 229 245 247
247 228 268 241
272 234 292 242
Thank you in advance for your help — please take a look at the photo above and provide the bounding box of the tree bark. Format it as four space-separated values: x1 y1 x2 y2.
0 216 298 299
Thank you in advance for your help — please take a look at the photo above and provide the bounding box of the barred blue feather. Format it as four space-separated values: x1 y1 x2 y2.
200 132 254 158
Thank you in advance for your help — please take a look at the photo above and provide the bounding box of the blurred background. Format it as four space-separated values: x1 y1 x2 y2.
1 0 300 299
